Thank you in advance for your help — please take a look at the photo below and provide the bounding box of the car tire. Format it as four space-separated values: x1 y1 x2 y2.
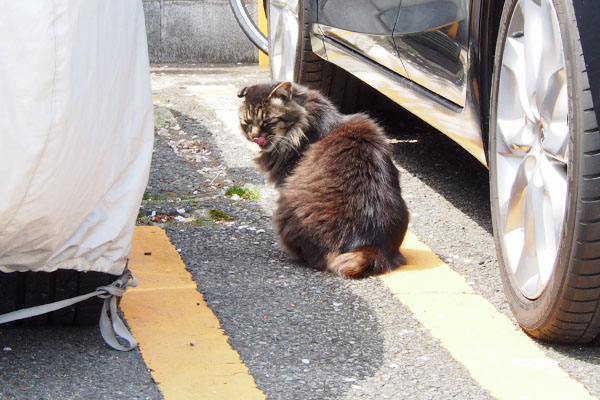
266 0 367 112
0 270 117 326
489 0 600 343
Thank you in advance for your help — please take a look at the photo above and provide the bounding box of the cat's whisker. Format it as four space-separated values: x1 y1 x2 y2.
275 134 304 155
260 135 281 154
274 137 297 153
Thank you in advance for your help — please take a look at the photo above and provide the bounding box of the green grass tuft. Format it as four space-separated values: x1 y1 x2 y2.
209 209 235 222
142 192 167 201
225 185 260 200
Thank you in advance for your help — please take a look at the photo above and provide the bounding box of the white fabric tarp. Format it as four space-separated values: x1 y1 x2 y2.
0 1 154 275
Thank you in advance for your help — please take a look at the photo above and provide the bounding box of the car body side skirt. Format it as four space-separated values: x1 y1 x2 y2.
310 23 487 165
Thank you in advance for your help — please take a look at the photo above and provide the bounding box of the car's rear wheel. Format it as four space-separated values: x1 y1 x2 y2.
266 0 367 111
267 0 332 86
489 0 600 343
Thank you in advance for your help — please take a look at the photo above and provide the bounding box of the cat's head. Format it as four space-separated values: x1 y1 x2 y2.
237 82 308 150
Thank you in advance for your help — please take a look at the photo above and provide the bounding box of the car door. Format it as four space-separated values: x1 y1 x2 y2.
393 0 471 106
317 0 408 78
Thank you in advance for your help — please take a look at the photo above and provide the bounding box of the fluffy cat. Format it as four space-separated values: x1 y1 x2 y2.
237 81 409 277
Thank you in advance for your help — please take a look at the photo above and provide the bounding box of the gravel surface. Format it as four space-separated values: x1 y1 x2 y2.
0 326 158 400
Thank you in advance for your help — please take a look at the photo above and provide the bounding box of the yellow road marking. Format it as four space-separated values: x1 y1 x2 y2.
382 231 595 400
258 0 269 69
121 226 265 400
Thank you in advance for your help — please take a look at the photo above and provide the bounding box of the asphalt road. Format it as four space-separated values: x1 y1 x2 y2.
1 64 599 400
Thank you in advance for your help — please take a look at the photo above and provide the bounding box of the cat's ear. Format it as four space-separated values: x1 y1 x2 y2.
237 86 249 98
267 82 293 101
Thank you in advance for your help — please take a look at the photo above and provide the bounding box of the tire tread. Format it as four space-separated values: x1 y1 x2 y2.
0 270 116 326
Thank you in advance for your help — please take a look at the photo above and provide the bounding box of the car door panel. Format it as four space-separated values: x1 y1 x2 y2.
393 0 470 106
317 0 408 77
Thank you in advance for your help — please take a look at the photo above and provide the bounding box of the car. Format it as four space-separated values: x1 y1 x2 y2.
230 0 600 344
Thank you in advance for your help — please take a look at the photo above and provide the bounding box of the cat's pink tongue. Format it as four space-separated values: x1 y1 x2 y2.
252 137 268 147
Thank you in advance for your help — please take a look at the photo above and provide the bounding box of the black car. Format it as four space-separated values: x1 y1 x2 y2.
231 0 600 344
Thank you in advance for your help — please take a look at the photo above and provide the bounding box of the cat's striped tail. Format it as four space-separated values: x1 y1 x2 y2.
325 247 405 278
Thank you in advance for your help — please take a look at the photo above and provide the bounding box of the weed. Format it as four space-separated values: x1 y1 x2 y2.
143 192 167 201
137 214 152 225
225 185 260 200
209 209 235 222
153 105 177 129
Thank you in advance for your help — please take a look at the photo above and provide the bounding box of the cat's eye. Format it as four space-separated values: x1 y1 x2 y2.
263 120 277 130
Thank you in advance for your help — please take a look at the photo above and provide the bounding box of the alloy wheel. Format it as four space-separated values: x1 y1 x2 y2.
494 0 569 299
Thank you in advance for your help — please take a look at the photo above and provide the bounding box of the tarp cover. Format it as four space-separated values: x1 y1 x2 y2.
0 1 153 275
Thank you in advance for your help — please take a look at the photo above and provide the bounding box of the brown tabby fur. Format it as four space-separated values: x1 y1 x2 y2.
237 81 409 277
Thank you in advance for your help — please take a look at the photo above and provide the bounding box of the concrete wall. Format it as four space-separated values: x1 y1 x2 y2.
143 0 259 63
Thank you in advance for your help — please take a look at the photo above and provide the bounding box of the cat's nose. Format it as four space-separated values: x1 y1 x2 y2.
251 126 260 138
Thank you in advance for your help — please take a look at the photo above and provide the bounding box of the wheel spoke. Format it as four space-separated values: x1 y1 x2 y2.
544 119 569 163
512 174 539 291
520 0 543 119
287 0 299 16
514 255 540 299
540 69 567 123
270 0 287 9
269 0 299 81
497 117 525 154
269 5 284 69
530 167 558 272
540 154 567 240
502 37 536 122
541 69 569 162
503 157 529 236
538 1 563 99
281 12 299 78
513 164 556 297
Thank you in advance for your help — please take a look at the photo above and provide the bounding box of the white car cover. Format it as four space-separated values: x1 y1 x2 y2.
0 1 154 276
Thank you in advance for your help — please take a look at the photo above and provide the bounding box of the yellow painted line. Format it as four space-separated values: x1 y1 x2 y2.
258 0 269 69
121 226 265 400
383 231 595 400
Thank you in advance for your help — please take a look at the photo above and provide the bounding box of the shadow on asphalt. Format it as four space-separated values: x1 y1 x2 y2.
166 209 388 400
370 98 492 235
146 103 389 399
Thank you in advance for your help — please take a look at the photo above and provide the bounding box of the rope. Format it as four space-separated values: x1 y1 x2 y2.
0 271 138 351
